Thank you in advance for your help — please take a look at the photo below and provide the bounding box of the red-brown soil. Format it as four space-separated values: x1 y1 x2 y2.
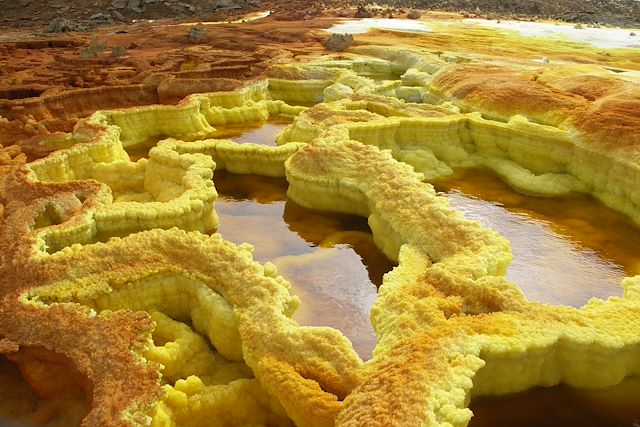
0 14 335 160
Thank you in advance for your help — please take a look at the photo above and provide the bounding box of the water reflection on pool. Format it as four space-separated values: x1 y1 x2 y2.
432 167 640 307
213 171 395 360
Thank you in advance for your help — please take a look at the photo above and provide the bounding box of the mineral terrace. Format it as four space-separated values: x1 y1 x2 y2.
1 2 640 426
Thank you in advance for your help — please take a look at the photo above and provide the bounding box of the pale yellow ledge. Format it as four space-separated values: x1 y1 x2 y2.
21 229 363 427
275 55 640 224
24 83 310 253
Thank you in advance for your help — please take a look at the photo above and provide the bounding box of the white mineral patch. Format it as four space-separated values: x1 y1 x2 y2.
327 18 433 35
466 19 640 49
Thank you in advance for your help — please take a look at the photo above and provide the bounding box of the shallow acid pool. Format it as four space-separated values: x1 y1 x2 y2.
432 168 640 307
125 119 290 161
213 171 395 360
210 120 289 145
470 376 640 427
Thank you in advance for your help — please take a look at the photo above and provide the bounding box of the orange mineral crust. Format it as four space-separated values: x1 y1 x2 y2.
1 9 640 427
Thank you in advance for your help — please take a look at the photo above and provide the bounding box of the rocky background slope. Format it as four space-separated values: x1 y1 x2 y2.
1 0 639 30
410 0 640 26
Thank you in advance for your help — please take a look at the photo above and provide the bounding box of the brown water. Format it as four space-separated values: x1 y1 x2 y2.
213 171 395 360
210 120 289 145
126 119 289 161
432 168 640 307
126 135 167 162
470 378 640 427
